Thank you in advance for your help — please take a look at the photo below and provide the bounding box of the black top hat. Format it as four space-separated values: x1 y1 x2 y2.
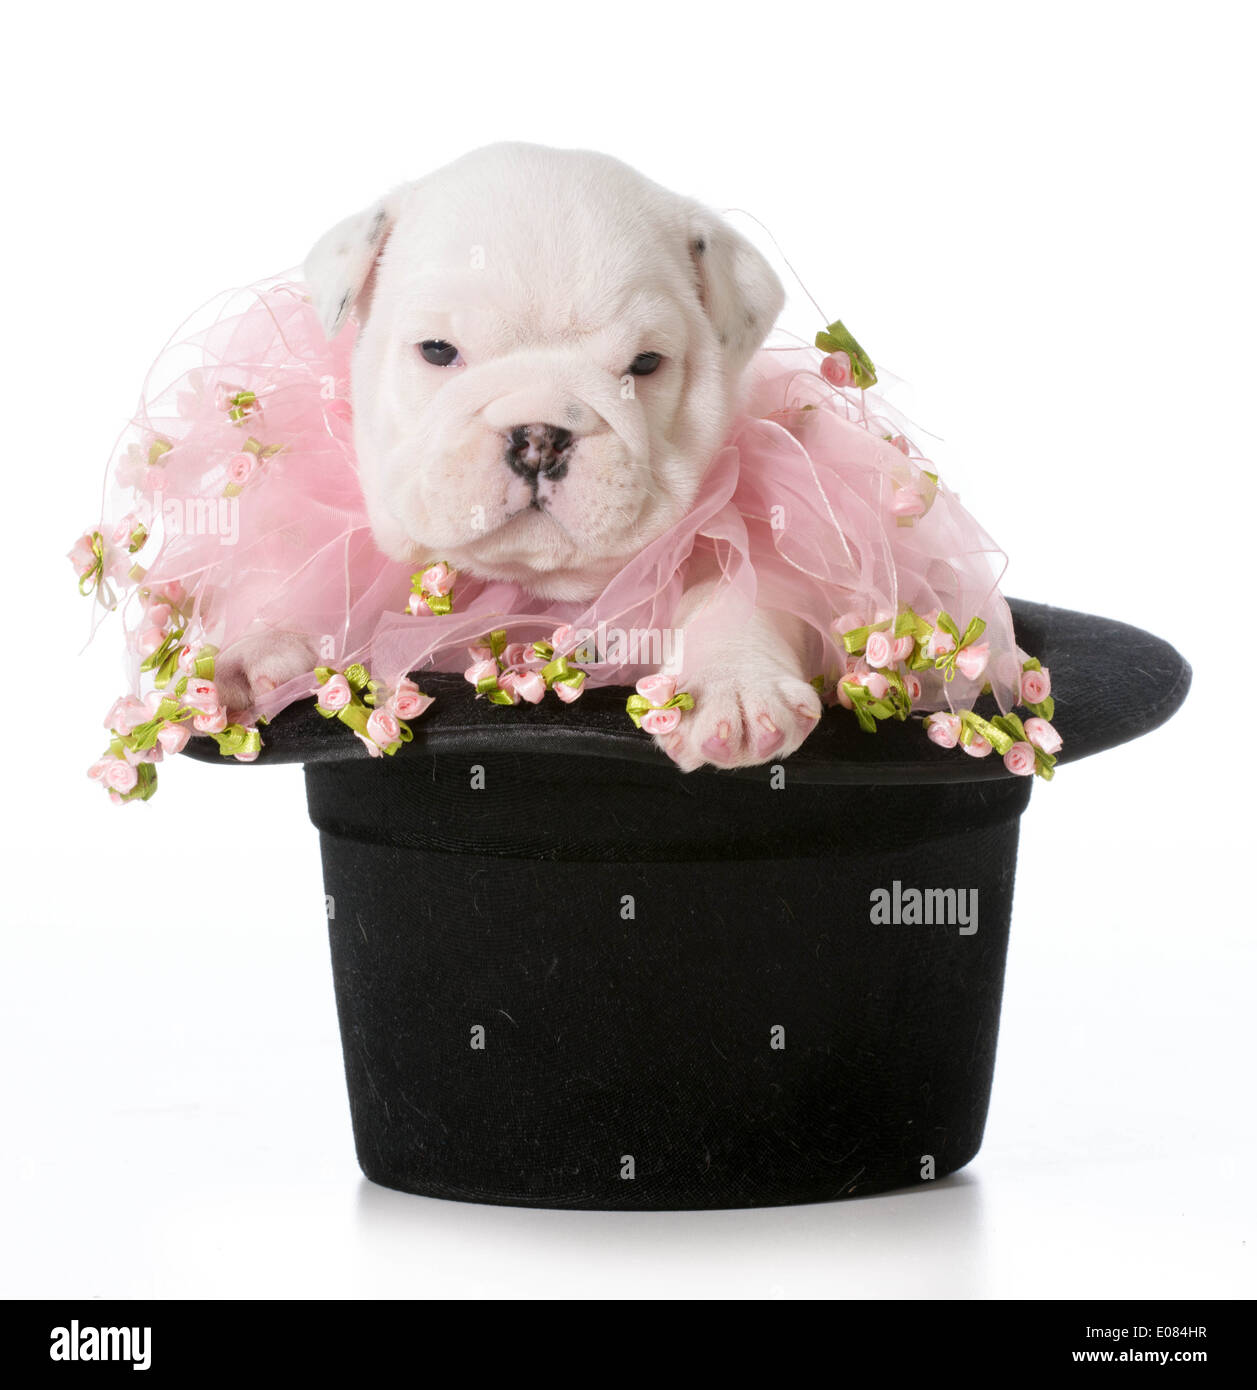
184 600 1189 1209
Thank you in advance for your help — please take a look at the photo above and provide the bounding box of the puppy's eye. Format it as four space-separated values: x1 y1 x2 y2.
419 340 461 366
628 351 663 377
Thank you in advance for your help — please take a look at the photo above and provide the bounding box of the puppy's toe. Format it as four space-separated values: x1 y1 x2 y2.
215 632 317 716
656 672 822 771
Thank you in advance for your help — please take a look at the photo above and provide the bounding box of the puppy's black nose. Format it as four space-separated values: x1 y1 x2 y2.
506 423 574 481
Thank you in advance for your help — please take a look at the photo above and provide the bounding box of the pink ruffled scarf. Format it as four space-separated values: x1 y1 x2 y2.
72 278 1061 800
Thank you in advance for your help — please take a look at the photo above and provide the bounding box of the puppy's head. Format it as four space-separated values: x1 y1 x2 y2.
305 144 784 600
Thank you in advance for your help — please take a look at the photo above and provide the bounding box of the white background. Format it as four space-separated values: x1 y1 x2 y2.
3 0 1253 1299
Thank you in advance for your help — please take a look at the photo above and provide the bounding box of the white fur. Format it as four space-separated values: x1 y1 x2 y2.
235 144 816 769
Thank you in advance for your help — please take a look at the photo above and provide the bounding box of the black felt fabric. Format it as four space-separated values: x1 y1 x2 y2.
192 601 1190 1209
313 759 1030 1209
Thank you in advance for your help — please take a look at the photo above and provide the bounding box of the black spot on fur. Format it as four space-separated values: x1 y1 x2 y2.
691 236 706 255
336 291 350 323
368 207 387 244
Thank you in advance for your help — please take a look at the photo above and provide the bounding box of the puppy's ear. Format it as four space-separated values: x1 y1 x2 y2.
687 210 785 373
304 197 396 338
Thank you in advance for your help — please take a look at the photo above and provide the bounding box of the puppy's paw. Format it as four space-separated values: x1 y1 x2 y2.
214 632 317 715
655 668 822 772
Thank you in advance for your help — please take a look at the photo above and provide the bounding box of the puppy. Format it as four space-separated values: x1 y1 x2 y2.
225 143 821 769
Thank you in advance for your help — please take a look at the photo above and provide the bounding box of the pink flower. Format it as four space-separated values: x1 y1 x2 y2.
511 670 547 704
927 713 961 749
889 434 911 455
836 680 856 710
103 759 138 793
1003 741 1037 776
551 624 575 651
193 708 228 734
420 562 455 596
234 748 259 763
467 642 494 662
636 673 677 705
890 488 926 518
502 642 532 669
156 722 191 755
1024 716 1062 754
865 630 894 668
904 672 923 702
137 626 166 657
831 611 865 642
820 351 853 388
390 679 433 721
355 731 384 758
554 679 584 703
890 634 916 663
406 592 424 616
183 679 220 714
316 673 352 712
955 642 990 682
859 671 890 700
1020 667 1052 704
465 658 499 688
641 707 682 736
924 628 956 659
227 452 255 486
177 644 199 673
961 734 993 758
105 696 147 735
146 602 172 629
366 708 401 749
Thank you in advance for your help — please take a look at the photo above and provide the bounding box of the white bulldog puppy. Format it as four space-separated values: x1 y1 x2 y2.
229 143 822 769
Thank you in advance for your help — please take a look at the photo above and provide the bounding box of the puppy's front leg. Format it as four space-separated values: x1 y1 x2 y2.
213 631 318 715
654 580 822 771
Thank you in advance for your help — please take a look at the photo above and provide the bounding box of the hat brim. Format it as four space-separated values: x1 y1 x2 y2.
181 599 1190 786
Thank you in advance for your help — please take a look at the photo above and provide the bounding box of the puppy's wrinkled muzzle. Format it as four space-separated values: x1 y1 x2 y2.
506 423 574 482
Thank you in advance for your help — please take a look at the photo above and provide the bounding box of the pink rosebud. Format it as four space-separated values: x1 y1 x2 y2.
512 670 547 704
69 534 96 574
137 626 166 657
177 644 198 673
407 593 424 616
960 734 993 758
420 562 455 596
820 351 853 388
316 673 352 712
87 758 112 782
551 625 575 651
890 488 926 518
554 679 583 703
1003 741 1037 776
146 601 172 628
193 708 228 734
390 679 433 721
105 696 147 735
227 452 255 485
890 634 916 663
1024 716 1062 754
156 722 191 755
502 642 532 669
366 709 401 749
464 658 499 688
641 707 682 736
467 643 494 662
927 713 962 749
836 680 856 710
234 748 260 763
1020 667 1051 704
831 611 866 642
954 642 990 682
904 672 923 702
859 670 890 700
183 678 220 714
889 434 911 455
864 630 894 669
103 759 138 793
635 673 677 705
924 629 956 659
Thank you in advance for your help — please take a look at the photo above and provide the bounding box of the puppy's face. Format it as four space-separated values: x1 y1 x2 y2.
306 145 784 600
